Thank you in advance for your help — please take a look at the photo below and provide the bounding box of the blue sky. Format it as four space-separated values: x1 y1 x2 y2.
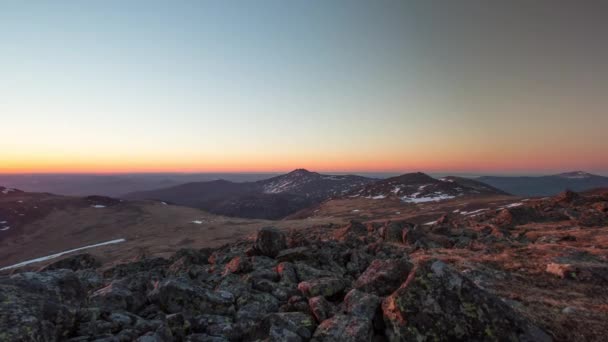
1 1 607 173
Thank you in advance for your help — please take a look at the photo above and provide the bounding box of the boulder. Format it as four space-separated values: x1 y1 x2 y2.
40 253 101 271
333 221 367 242
343 289 381 320
293 263 335 282
255 227 287 258
311 314 373 342
90 282 139 311
276 247 311 262
554 190 580 205
148 278 234 315
223 256 252 275
298 277 346 298
277 262 299 283
382 222 407 243
251 312 317 341
382 260 552 341
353 258 412 296
308 296 336 322
0 270 84 341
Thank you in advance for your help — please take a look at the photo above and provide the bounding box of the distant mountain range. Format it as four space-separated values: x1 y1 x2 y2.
125 169 507 219
124 169 375 219
0 173 279 197
478 171 608 196
352 172 508 202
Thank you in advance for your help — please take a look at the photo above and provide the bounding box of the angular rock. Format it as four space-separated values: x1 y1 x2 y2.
148 278 234 315
308 296 336 322
343 289 381 320
255 227 287 258
333 221 368 242
252 312 317 341
276 247 311 262
353 258 412 296
311 314 373 342
277 262 299 283
90 282 139 311
298 277 346 298
0 270 84 341
382 260 552 342
223 256 252 275
40 253 101 271
381 222 407 243
293 263 334 282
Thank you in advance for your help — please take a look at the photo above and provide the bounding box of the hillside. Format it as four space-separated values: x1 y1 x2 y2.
2 189 608 341
125 169 375 219
478 171 608 196
351 172 508 202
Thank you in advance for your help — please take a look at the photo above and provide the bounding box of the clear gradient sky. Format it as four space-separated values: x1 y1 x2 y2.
1 1 607 174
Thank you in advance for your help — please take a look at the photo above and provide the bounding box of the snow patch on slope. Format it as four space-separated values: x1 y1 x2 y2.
0 239 127 271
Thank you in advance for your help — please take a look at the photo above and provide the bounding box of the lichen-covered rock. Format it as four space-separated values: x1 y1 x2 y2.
90 282 139 311
382 260 552 342
298 277 346 298
308 296 336 322
353 258 412 296
148 278 234 315
343 289 381 320
40 253 101 271
255 227 287 258
333 221 368 243
293 263 335 282
276 247 311 262
277 262 299 283
251 312 317 341
0 270 84 341
382 222 408 243
311 314 373 342
223 255 252 275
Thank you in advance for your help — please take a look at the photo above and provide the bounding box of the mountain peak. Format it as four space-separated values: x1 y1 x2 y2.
556 171 594 179
391 172 435 184
289 168 313 174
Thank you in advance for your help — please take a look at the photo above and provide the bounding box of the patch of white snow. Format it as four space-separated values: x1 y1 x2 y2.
402 193 455 203
0 238 126 271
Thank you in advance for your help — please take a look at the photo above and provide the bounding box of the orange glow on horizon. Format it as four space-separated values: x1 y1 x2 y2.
2 149 606 175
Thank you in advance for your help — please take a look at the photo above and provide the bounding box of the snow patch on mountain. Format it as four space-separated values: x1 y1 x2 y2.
402 193 456 203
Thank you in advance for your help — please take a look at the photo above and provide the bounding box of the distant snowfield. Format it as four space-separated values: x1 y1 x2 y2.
0 238 126 271
1 188 15 194
192 220 203 224
461 208 489 216
500 202 523 209
0 226 10 231
402 193 455 203
91 205 106 208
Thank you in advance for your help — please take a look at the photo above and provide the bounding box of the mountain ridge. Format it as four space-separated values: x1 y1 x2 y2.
478 171 608 196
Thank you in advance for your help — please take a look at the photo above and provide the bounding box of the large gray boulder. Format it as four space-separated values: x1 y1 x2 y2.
382 260 553 342
255 227 287 258
353 258 412 296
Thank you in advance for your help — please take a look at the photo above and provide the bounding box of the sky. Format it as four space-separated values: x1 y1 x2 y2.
1 1 607 174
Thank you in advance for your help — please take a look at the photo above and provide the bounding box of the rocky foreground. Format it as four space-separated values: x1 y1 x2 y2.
1 190 607 341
